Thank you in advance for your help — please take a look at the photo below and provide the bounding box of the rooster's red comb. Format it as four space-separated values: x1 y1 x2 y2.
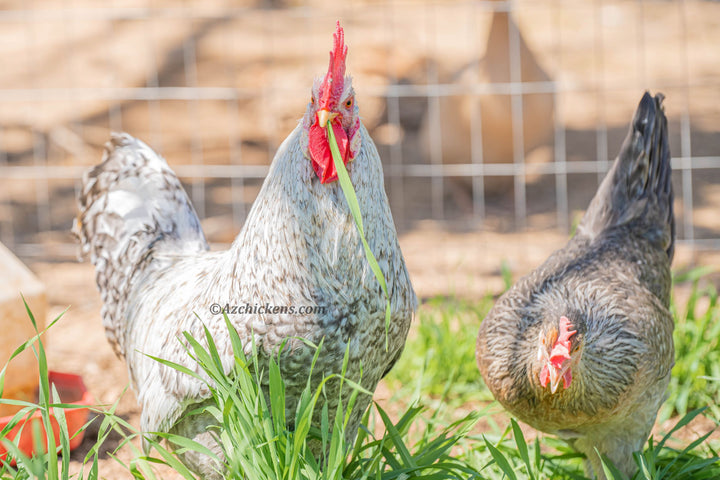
318 21 348 110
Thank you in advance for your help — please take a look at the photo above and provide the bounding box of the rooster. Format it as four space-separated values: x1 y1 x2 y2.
476 92 674 479
74 23 416 478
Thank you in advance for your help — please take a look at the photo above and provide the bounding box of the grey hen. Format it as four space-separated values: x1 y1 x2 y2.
74 23 416 478
476 92 674 479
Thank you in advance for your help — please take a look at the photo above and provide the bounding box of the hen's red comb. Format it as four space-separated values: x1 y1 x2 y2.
557 316 576 345
318 21 348 110
548 316 576 364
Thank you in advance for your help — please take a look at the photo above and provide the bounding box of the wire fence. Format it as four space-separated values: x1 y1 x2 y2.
1 0 719 259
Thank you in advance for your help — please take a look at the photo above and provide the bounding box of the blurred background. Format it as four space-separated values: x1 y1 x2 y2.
0 0 718 262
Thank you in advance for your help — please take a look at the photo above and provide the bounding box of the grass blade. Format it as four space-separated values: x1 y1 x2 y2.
326 120 392 348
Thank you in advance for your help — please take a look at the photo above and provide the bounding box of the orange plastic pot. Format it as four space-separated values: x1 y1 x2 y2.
0 371 93 465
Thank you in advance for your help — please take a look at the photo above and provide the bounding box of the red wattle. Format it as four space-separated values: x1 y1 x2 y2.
539 365 549 387
308 119 350 184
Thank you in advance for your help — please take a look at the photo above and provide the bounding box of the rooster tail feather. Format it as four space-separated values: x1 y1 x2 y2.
73 133 208 355
579 92 674 259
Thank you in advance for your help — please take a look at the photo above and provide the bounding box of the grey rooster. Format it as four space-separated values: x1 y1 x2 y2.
476 92 674 479
74 23 416 478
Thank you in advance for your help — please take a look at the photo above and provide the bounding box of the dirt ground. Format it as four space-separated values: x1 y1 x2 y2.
11 224 714 478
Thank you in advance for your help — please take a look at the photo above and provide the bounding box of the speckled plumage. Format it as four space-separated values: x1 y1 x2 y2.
476 93 674 479
74 61 416 477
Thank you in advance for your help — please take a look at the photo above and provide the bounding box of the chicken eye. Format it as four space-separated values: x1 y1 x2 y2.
345 98 353 108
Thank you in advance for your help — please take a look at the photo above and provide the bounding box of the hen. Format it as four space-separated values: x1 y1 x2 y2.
74 23 416 478
476 92 674 479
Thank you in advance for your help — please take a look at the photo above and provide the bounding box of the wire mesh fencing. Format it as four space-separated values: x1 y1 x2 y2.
0 0 718 259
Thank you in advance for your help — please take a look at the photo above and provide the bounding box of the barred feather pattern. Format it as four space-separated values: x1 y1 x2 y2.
73 134 208 357
75 122 416 477
476 93 674 480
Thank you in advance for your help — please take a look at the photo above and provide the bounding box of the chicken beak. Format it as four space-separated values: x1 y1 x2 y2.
548 366 562 394
317 109 338 127
548 357 575 394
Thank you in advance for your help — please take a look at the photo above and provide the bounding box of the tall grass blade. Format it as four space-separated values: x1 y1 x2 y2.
326 120 392 348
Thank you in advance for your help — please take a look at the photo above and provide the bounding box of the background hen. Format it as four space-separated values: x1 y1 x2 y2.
73 23 416 478
476 92 674 479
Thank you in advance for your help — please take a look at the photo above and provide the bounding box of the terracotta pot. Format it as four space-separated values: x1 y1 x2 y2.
0 371 93 466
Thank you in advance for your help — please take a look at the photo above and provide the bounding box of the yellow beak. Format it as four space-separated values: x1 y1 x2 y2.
317 109 338 127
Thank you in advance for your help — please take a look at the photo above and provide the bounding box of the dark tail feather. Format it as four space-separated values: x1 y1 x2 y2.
579 92 674 259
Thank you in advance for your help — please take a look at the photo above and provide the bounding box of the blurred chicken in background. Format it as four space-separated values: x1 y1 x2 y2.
372 8 554 210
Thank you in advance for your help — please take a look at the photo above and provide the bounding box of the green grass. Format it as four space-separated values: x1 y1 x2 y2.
140 316 486 479
0 301 79 480
661 267 720 421
384 296 495 406
1 277 719 479
0 300 139 480
462 410 720 480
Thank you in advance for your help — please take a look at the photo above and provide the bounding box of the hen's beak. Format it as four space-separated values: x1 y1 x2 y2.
317 109 338 127
547 358 575 394
547 365 562 394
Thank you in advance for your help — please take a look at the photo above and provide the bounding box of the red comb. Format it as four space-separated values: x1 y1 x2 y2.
318 21 348 110
557 316 576 345
549 316 576 365
540 316 577 390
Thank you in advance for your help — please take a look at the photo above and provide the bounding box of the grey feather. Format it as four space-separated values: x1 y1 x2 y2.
476 92 674 480
579 92 674 260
